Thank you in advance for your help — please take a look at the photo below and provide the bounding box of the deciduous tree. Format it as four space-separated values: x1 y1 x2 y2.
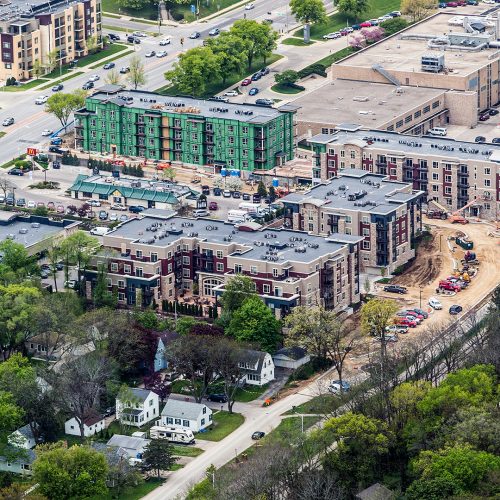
336 0 369 20
127 54 146 90
142 439 177 478
45 90 86 128
274 70 299 87
290 0 327 43
104 68 121 86
205 32 247 85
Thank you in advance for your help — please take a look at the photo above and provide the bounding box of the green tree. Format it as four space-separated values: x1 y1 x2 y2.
230 20 278 70
0 240 37 283
205 32 247 85
275 70 299 87
390 380 431 430
127 54 146 90
46 50 58 72
290 0 327 43
336 0 369 21
45 90 86 128
164 47 221 97
405 476 458 500
380 17 409 36
33 443 108 500
175 316 199 336
104 68 121 86
219 274 257 315
32 59 46 78
93 262 117 308
142 439 177 478
0 392 24 440
162 167 176 182
257 181 267 197
226 296 281 352
85 34 99 54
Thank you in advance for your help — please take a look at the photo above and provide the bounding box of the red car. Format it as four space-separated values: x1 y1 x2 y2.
241 78 251 86
394 317 418 328
340 29 349 35
439 280 461 292
479 114 490 121
360 21 372 27
446 1 458 6
209 201 218 210
404 310 425 321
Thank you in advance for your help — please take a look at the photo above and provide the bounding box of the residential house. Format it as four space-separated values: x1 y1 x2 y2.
116 388 159 428
106 434 150 460
153 332 179 372
356 483 395 500
273 347 310 370
0 425 38 475
8 425 37 450
65 412 107 437
159 399 212 432
239 350 275 387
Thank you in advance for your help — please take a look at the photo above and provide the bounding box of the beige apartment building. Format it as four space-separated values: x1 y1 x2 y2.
0 0 101 81
281 170 425 273
307 128 500 220
84 214 362 318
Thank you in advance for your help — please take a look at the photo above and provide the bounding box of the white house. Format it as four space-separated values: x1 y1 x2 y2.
106 434 150 460
116 388 159 428
239 350 275 387
273 346 310 370
8 424 36 450
65 413 107 437
159 399 212 432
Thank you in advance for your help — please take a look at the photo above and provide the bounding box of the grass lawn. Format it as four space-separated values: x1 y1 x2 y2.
313 46 358 67
39 71 85 90
266 416 320 440
89 49 134 69
131 17 159 25
271 83 304 94
295 0 401 40
0 79 48 92
171 380 268 403
281 37 315 46
0 132 6 139
93 478 164 500
1 154 27 169
171 445 204 457
199 411 244 442
106 419 157 437
78 44 129 67
157 54 282 98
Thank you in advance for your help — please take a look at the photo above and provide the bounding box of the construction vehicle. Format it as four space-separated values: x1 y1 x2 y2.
448 199 479 224
455 236 473 250
427 200 448 219
461 251 479 265
439 280 461 292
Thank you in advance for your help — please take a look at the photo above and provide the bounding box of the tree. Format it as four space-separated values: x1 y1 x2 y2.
106 456 142 496
275 70 299 87
142 439 177 479
57 354 110 438
45 241 60 292
257 181 267 197
33 443 108 500
175 316 199 336
93 262 118 308
144 372 171 405
127 54 146 90
380 17 409 36
229 20 278 70
401 0 436 22
164 47 220 97
0 240 37 283
290 0 327 43
0 392 24 440
85 34 99 54
45 90 86 128
219 274 257 319
226 296 281 352
205 32 247 85
162 167 176 182
0 482 47 500
104 68 121 86
32 60 45 78
46 49 58 72
390 380 431 430
336 0 369 21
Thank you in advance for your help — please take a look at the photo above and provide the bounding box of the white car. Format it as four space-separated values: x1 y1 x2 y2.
35 95 49 105
132 31 147 37
41 129 53 136
323 32 341 39
428 297 443 310
27 201 36 208
159 38 171 46
111 203 127 211
109 213 118 221
224 90 238 97
88 74 100 82
89 199 101 207
245 2 254 9
156 51 168 58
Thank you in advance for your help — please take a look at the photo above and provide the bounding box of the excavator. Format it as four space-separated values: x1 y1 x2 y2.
448 198 480 224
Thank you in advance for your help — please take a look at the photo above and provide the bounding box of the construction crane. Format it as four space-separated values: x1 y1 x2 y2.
448 198 480 224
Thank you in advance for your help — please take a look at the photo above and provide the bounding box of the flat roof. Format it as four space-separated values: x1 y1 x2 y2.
87 89 287 125
106 216 361 264
309 129 498 162
282 170 423 216
290 80 444 128
0 0 80 22
337 13 498 75
0 219 62 249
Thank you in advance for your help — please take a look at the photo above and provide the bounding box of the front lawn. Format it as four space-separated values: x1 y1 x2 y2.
171 380 268 403
295 0 401 40
92 478 164 500
281 37 315 46
171 445 204 457
198 411 244 442
157 54 283 98
106 419 157 438
0 79 48 92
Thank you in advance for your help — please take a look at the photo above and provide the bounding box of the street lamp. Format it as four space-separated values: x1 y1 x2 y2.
419 285 423 309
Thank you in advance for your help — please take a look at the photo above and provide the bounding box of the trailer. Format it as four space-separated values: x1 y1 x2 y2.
149 426 195 445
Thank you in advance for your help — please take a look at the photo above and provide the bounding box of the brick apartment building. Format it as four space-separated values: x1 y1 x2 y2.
84 214 362 317
281 169 425 273
308 128 500 220
75 86 296 172
0 0 101 81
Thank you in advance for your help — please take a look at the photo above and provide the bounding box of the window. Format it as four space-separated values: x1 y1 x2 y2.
124 264 131 274
405 115 412 123
350 151 355 159
110 263 118 272
432 100 440 109
423 105 430 113
362 228 369 236
203 406 206 414
396 120 403 129
340 150 345 158
235 264 242 274
201 418 205 425
136 250 143 259
135 268 143 277
250 265 257 275
484 179 491 187
432 173 438 180
216 262 224 272
216 250 223 258
414 110 421 118
432 161 438 169
183 420 190 427
118 292 125 301
484 168 491 175
175 418 181 425
243 126 248 134
182 256 190 265
345 216 352 224
183 268 190 278
263 284 270 294
362 240 370 250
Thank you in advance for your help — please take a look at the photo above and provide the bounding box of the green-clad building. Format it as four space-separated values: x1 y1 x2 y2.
75 85 296 172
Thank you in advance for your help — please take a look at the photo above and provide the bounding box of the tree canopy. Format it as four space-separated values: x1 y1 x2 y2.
45 90 86 128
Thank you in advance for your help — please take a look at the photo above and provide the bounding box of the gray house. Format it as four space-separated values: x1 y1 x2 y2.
273 347 310 370
0 447 35 475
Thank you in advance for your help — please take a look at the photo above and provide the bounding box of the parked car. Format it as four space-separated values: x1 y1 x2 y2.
408 307 429 319
126 35 140 44
2 117 14 126
404 310 425 321
449 304 463 315
439 280 461 292
41 129 53 136
223 190 231 198
232 191 241 199
206 393 227 403
56 205 65 213
132 31 147 37
108 33 120 41
89 199 101 207
103 406 116 417
82 81 94 90
120 213 129 222
189 32 201 39
386 325 409 334
64 280 77 289
479 114 490 121
48 146 66 154
329 380 351 394
489 108 499 116
245 2 255 9
129 205 145 213
249 87 259 96
88 74 100 82
323 32 341 39
47 202 55 211
8 168 24 176
50 137 62 146
241 78 252 86
27 201 36 209
35 95 49 105
492 138 500 144
156 51 168 58
51 83 63 92
120 66 130 74
251 72 261 81
213 187 222 196
111 203 127 211
383 285 408 294
103 62 115 69
242 193 251 201
16 198 26 207
209 28 220 36
252 431 265 440
109 213 118 221
98 210 108 220
159 37 171 46
475 136 486 143
255 98 273 107
224 90 238 97
429 297 443 310
394 317 418 328
145 51 156 58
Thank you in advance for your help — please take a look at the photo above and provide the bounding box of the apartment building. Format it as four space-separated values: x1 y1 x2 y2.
281 170 425 273
84 214 362 318
308 128 500 220
75 86 296 172
0 0 102 81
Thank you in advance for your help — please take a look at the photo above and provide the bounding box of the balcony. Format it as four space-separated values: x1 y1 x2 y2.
74 23 84 31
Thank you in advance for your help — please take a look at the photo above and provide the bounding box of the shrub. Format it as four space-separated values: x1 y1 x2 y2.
298 63 327 78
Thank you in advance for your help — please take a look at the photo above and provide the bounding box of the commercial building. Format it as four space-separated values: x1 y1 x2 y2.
0 0 102 81
281 169 425 273
307 128 499 219
0 212 80 255
84 213 362 317
69 173 200 210
74 86 296 172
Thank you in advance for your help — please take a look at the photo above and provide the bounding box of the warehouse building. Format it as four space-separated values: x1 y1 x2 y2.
75 86 296 172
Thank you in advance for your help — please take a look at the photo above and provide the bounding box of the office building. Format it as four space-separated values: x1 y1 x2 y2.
74 86 296 172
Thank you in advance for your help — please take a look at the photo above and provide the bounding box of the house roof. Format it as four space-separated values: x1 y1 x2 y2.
356 483 394 500
0 447 36 464
12 424 35 441
274 346 308 361
242 349 268 374
157 331 179 346
118 387 154 403
120 408 143 416
161 399 209 420
107 434 150 451
84 411 105 427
